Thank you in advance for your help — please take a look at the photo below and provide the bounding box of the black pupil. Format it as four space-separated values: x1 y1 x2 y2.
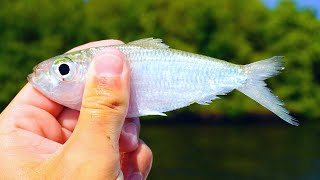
59 64 70 76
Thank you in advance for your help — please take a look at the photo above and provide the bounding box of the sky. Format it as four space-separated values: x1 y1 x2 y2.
262 0 320 18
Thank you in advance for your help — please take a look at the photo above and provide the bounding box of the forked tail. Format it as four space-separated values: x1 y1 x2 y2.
237 56 298 126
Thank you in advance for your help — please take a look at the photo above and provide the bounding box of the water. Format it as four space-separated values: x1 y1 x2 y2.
140 120 320 180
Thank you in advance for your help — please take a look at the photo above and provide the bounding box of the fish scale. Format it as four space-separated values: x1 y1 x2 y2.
28 38 298 126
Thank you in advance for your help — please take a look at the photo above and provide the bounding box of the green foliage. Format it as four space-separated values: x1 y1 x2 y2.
0 0 319 119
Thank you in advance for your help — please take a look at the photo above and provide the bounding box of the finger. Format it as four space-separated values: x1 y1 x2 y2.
2 84 64 118
3 104 66 144
68 40 124 52
62 48 130 177
121 140 153 180
119 118 140 153
57 108 79 132
56 108 79 142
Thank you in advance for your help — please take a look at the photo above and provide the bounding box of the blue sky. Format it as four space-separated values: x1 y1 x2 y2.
262 0 320 18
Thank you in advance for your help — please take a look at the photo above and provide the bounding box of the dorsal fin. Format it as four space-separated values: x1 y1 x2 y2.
127 38 169 48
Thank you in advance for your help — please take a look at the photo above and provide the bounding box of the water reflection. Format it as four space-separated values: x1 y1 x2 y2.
140 120 320 180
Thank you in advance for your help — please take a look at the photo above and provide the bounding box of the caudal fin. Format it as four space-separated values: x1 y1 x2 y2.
237 56 298 126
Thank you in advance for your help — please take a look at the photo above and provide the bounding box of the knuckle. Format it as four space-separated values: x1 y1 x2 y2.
143 144 153 176
80 94 127 128
142 144 153 165
146 147 153 163
82 94 127 114
83 76 129 113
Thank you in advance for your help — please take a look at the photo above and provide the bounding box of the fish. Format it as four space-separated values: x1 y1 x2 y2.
28 38 298 126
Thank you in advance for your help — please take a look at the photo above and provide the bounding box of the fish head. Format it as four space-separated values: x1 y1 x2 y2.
28 54 89 110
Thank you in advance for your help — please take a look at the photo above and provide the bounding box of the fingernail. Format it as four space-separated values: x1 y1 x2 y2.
95 52 123 77
124 122 138 143
129 172 143 180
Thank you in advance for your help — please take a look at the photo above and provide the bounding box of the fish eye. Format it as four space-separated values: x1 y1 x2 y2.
51 57 77 82
59 64 70 76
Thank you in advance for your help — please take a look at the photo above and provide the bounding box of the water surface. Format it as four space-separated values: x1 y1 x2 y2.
140 120 320 180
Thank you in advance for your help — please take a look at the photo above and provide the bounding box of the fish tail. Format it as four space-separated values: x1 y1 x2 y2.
237 56 298 126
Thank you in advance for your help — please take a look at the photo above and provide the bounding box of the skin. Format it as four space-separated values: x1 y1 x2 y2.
0 40 152 179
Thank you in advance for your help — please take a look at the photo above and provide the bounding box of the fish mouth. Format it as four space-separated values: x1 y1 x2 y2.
27 65 40 86
27 73 34 83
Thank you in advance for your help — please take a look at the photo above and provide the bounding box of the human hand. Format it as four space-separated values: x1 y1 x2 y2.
0 40 152 179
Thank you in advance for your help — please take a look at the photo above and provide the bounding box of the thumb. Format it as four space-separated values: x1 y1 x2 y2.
61 48 130 178
77 47 130 146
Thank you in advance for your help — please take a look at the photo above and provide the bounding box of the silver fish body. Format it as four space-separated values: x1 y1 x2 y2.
28 38 298 126
120 45 246 117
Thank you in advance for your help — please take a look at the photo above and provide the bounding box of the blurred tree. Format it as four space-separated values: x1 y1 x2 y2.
0 0 319 120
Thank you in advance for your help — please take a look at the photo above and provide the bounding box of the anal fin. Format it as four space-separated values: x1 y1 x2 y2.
196 94 219 105
139 110 167 116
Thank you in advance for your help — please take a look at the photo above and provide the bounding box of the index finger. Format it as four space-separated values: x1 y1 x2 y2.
3 39 124 117
3 83 64 117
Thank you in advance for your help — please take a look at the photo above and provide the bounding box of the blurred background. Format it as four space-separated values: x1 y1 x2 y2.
0 0 319 179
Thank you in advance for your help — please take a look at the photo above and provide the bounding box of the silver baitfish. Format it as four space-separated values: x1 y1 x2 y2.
28 38 298 126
